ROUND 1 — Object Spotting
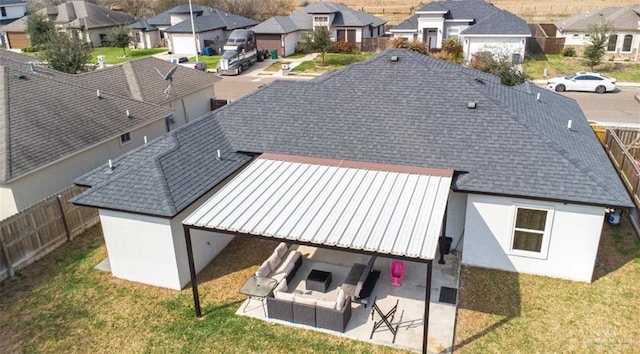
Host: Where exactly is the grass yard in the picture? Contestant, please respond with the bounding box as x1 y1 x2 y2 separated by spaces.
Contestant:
188 55 220 69
90 47 167 65
454 216 640 352
524 54 640 82
291 52 375 73
0 225 403 353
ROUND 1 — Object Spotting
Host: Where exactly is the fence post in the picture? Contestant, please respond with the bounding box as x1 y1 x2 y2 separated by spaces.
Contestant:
0 231 15 278
56 195 72 242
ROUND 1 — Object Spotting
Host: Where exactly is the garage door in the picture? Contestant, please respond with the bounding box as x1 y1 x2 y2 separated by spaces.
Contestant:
7 32 28 49
170 34 197 55
256 34 283 57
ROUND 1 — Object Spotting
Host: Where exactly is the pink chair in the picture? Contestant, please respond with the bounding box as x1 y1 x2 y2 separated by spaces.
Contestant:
390 261 405 287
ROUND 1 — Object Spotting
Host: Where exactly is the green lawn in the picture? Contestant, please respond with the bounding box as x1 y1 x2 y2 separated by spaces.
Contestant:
292 52 376 73
0 225 403 353
454 216 640 352
187 55 220 69
90 47 167 65
524 54 640 82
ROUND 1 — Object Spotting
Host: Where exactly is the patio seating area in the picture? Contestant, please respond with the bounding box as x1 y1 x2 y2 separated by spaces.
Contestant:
237 245 461 353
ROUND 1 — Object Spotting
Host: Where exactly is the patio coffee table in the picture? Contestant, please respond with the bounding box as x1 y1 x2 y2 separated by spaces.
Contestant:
239 275 278 316
306 269 332 292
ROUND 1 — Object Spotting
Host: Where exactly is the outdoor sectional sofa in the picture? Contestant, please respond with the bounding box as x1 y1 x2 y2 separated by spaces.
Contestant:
266 280 352 332
255 242 302 284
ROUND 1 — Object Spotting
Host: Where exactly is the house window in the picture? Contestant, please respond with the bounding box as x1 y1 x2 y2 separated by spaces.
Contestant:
447 28 459 40
510 206 554 258
606 34 618 52
622 35 632 52
119 132 132 146
336 29 356 43
1 7 6 17
313 16 329 27
572 33 580 38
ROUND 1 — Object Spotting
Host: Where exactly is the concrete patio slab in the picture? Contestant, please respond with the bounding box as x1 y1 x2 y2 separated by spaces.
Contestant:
236 246 460 353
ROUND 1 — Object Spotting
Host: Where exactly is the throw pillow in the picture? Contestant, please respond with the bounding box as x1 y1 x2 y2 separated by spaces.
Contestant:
316 299 336 309
336 288 345 311
294 295 317 306
275 279 287 293
255 260 271 277
267 252 281 270
275 242 288 258
275 290 294 301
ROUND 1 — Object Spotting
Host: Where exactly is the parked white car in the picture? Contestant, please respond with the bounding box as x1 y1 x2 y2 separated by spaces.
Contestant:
547 72 616 94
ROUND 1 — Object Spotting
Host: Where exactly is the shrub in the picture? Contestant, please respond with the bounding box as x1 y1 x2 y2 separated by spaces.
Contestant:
21 46 41 53
561 47 576 57
441 37 463 62
388 37 429 55
332 41 357 53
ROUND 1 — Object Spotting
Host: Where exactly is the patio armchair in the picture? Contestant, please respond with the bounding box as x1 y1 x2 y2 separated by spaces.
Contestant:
266 288 294 322
316 296 352 332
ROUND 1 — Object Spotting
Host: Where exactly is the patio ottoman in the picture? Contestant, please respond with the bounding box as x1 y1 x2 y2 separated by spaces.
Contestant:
306 269 332 292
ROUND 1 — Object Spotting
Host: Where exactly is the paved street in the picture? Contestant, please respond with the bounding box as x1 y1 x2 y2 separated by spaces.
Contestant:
214 61 639 127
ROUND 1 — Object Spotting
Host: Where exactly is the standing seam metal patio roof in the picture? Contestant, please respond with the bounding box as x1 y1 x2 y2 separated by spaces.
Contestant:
183 154 453 260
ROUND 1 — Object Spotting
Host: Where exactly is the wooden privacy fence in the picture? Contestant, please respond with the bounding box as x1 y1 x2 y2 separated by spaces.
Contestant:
0 185 99 281
598 126 640 208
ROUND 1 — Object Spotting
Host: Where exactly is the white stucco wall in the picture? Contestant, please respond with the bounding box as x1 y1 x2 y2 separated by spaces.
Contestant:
283 32 299 56
168 86 214 126
417 16 445 46
0 185 17 219
0 119 168 220
463 36 527 62
0 4 26 20
445 191 467 251
97 174 239 290
131 30 160 49
85 28 113 47
462 194 605 282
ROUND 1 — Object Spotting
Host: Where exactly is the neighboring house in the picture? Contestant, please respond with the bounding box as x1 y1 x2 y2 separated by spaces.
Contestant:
0 0 26 48
1 0 136 50
71 49 632 291
556 4 640 61
68 56 221 128
390 0 531 62
130 5 257 55
253 2 386 57
0 52 174 219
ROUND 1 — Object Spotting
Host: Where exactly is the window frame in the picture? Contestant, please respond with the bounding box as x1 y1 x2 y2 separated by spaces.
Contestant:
622 34 632 52
508 204 555 259
606 34 618 52
119 132 132 146
1 7 6 17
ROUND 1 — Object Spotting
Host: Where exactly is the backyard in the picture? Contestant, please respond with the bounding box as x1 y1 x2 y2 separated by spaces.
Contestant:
1 212 639 352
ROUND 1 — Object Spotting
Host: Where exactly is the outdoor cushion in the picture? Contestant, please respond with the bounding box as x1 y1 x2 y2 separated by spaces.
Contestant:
316 299 336 309
275 278 287 293
275 290 294 301
273 250 300 274
294 295 317 306
267 252 281 271
255 260 271 277
271 271 287 284
336 288 345 311
275 242 289 258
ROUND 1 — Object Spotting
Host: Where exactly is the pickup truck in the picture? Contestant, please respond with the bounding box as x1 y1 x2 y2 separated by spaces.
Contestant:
165 57 207 71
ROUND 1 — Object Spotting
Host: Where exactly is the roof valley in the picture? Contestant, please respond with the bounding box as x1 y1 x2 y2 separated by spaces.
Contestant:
122 62 144 101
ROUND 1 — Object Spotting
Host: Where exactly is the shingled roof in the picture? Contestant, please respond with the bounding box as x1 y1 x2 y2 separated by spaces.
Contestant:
68 56 220 105
0 54 173 183
2 0 136 31
393 0 530 36
164 8 257 33
556 5 640 32
254 1 385 34
72 49 633 217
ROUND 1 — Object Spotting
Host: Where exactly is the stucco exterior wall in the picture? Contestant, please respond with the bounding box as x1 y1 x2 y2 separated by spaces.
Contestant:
168 86 214 126
283 32 299 56
463 36 527 62
445 191 467 251
131 30 160 49
0 4 26 20
0 119 168 220
462 194 605 282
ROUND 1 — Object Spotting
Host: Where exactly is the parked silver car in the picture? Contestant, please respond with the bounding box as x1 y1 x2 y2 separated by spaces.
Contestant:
547 72 616 94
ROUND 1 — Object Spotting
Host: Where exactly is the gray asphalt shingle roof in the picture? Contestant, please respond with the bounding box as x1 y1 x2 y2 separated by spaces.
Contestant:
72 49 633 217
72 116 253 216
0 52 174 183
2 0 136 31
164 8 257 33
68 56 220 105
556 5 640 32
393 0 530 36
254 1 385 34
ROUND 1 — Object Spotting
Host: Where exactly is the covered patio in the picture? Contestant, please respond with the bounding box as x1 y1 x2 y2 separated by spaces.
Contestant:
182 154 458 353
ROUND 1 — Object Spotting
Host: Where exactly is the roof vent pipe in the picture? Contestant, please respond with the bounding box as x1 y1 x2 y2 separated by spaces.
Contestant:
107 159 114 173
28 61 35 73
126 110 131 118
217 149 221 160
536 92 541 101
97 89 101 98
144 136 148 144
567 120 573 130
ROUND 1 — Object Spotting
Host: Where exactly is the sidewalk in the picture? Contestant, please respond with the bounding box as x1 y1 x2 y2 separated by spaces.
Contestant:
258 52 321 78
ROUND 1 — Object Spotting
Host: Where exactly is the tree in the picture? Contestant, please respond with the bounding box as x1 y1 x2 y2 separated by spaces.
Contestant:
105 26 133 57
471 52 526 86
40 31 93 74
387 37 429 55
201 0 295 22
25 13 54 49
583 21 613 70
303 26 331 64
